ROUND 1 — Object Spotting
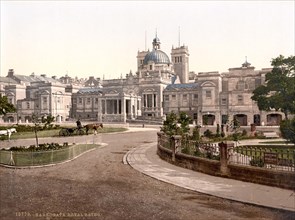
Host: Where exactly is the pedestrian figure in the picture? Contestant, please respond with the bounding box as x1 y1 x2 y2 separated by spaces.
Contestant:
76 119 82 130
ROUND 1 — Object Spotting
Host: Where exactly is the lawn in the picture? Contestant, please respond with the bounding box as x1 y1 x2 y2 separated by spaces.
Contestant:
1 127 128 140
0 144 99 166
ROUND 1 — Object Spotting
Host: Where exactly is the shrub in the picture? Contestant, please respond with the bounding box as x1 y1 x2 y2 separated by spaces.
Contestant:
280 119 295 145
250 157 264 167
204 129 213 138
242 129 247 136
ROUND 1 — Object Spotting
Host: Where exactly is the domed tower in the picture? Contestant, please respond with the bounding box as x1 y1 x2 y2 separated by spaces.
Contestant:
142 36 171 70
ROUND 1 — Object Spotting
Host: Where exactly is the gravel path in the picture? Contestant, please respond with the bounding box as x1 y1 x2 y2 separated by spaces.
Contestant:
0 130 293 220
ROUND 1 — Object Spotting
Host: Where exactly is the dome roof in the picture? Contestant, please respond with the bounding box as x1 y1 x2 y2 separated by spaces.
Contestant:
143 49 170 65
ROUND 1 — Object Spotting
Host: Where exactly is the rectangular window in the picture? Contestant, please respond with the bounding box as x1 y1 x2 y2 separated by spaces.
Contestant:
194 94 198 99
154 94 156 107
147 94 152 108
206 90 211 98
193 113 198 120
164 95 169 101
95 98 98 104
221 98 227 105
180 56 182 63
102 100 105 114
119 100 122 114
43 97 47 103
79 98 82 104
172 95 176 101
222 115 228 124
149 65 152 70
114 100 117 114
183 94 187 100
87 98 91 105
238 95 243 104
26 102 30 109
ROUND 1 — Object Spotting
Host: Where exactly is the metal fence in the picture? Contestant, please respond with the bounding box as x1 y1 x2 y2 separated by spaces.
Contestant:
0 134 103 167
158 134 220 160
158 133 294 172
228 146 295 172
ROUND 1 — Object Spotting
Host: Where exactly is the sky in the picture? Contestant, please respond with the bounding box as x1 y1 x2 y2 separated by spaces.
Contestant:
0 1 294 80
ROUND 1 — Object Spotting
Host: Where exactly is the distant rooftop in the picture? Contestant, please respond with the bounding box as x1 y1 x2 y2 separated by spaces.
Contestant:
165 83 198 90
77 87 103 94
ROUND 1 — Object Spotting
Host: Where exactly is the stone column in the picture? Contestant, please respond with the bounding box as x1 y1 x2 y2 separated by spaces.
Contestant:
171 135 182 162
218 142 234 176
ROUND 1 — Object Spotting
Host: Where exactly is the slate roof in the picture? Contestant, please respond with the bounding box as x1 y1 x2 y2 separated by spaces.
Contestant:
0 77 18 84
165 83 198 91
77 87 103 94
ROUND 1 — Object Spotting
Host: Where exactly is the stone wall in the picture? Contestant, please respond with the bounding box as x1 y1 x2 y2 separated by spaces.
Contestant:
157 142 295 190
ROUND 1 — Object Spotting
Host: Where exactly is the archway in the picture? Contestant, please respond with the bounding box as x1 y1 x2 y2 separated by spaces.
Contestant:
202 114 215 125
234 114 247 126
253 114 261 126
267 114 282 125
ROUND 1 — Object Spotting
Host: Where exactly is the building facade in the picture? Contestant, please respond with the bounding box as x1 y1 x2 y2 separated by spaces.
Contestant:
1 36 285 126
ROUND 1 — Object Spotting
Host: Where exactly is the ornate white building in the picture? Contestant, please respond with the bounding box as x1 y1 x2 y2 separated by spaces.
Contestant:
72 36 284 125
2 35 285 126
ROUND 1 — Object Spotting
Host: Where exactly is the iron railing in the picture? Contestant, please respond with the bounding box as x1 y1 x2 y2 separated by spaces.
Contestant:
228 146 295 172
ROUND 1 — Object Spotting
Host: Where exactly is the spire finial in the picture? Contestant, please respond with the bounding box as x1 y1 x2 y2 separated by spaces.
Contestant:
178 26 180 47
145 30 147 51
155 28 157 38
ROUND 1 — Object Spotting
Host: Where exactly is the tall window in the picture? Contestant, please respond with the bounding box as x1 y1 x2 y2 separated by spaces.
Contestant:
164 95 169 102
79 98 82 104
183 94 187 100
102 100 105 114
205 90 211 98
221 98 227 105
26 102 30 109
86 98 91 105
237 95 243 104
147 94 152 108
172 95 176 101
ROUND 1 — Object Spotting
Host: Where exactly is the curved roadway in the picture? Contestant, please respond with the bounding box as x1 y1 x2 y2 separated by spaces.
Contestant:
0 128 292 219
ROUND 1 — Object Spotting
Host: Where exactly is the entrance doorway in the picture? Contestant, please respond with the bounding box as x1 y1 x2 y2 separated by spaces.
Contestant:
234 114 247 126
267 114 282 125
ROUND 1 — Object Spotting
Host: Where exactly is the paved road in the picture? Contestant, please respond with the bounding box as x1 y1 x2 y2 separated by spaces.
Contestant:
0 129 293 219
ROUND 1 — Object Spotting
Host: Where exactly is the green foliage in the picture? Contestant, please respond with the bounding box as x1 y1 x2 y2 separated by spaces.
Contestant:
191 125 201 141
161 112 178 137
251 55 295 119
203 129 213 138
250 157 264 167
0 95 16 115
41 115 55 130
230 117 241 143
242 129 247 136
178 111 191 137
280 118 295 144
3 143 65 152
216 124 221 137
161 112 191 137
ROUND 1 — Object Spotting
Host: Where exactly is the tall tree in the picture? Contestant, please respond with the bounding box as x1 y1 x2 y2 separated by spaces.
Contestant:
0 94 16 115
251 55 295 119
